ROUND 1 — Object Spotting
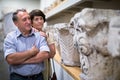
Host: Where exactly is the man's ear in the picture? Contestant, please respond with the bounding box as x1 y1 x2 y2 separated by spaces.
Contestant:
14 21 18 26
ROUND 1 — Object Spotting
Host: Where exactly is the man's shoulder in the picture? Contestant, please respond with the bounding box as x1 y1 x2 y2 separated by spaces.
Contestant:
7 30 16 35
34 32 45 38
6 31 17 39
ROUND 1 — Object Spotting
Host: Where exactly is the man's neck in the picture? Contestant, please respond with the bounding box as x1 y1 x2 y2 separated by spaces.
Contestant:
22 29 32 37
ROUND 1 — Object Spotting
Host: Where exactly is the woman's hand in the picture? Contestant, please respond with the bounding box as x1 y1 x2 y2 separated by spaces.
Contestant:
40 31 47 38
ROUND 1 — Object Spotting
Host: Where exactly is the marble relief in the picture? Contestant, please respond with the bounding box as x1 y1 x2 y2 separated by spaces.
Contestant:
53 23 80 66
69 8 120 80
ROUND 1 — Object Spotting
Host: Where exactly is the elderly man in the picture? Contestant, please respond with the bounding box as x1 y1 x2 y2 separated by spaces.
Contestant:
4 9 50 80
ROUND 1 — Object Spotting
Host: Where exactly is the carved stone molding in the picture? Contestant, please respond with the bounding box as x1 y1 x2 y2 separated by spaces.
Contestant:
46 23 80 66
70 8 120 80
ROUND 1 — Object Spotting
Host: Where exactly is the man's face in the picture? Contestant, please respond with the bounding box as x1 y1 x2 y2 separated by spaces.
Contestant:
15 11 31 33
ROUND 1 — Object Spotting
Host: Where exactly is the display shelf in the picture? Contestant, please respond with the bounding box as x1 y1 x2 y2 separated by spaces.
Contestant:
46 0 120 22
54 48 81 80
46 0 85 19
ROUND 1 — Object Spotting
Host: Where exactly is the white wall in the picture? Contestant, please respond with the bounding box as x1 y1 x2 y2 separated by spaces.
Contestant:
0 0 40 15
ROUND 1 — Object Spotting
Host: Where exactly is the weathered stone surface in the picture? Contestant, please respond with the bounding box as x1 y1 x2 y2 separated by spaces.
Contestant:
107 17 120 57
69 8 120 80
52 23 80 66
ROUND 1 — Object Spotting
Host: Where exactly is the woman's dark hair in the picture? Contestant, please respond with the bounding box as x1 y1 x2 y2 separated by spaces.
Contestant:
29 9 46 22
12 9 27 22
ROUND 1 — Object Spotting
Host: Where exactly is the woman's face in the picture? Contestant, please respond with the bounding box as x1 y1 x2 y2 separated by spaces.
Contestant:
32 16 44 31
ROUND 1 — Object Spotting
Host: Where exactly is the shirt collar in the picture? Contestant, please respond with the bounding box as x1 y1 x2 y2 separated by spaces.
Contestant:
16 28 35 37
